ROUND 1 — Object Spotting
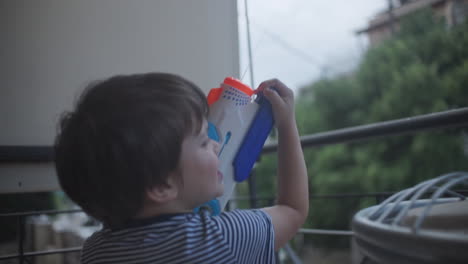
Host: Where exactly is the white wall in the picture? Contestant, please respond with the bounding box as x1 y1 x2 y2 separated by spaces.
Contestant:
0 0 239 193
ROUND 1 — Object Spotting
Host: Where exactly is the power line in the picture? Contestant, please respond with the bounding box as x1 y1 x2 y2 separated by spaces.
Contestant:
250 22 322 69
241 0 256 86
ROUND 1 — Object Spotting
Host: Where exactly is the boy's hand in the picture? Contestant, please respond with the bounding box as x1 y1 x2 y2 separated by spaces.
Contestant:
256 79 295 129
257 79 308 251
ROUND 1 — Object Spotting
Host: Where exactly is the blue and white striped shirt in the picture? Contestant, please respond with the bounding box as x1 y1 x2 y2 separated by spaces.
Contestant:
81 209 276 263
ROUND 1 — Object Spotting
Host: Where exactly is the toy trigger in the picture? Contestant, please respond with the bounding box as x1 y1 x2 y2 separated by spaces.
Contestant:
194 199 221 216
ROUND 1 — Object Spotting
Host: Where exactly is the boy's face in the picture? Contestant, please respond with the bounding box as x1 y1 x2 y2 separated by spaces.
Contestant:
176 120 223 209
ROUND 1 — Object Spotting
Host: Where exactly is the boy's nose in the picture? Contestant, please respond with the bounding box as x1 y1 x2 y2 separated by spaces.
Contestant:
213 140 220 155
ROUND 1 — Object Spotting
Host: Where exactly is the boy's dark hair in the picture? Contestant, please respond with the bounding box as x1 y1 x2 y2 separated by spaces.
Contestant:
54 73 208 229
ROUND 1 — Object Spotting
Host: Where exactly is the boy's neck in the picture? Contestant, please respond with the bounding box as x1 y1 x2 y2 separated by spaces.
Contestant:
135 201 192 219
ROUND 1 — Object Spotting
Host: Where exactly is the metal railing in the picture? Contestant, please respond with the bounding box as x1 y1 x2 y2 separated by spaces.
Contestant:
0 192 392 262
1 107 468 263
0 209 83 262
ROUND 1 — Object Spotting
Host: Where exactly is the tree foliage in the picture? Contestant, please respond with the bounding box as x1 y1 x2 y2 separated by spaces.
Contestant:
250 9 468 247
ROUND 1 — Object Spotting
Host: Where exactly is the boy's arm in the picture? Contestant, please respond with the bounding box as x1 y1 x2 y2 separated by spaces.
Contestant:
257 79 309 251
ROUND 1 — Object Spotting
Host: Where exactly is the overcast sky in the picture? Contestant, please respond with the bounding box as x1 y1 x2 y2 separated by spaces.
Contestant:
237 0 388 92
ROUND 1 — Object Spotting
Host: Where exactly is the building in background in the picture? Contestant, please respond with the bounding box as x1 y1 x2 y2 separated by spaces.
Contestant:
357 0 468 46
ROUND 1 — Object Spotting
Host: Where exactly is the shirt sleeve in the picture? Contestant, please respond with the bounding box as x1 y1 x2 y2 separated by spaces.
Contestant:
213 209 276 263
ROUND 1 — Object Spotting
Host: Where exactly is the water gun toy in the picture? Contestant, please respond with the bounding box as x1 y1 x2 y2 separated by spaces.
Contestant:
194 77 274 215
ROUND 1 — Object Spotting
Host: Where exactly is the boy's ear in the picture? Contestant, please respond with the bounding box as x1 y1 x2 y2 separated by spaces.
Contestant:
146 176 179 204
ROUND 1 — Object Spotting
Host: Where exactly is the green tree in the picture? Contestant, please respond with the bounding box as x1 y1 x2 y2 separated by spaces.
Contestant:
251 9 468 247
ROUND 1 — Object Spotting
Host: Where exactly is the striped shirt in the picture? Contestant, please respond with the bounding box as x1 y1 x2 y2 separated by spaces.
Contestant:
81 209 276 263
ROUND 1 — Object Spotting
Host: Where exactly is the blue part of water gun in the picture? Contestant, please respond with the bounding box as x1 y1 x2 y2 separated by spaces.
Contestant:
207 122 220 142
233 93 274 182
193 199 221 216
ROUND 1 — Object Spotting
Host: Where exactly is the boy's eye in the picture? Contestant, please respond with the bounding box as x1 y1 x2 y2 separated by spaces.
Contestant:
201 138 210 147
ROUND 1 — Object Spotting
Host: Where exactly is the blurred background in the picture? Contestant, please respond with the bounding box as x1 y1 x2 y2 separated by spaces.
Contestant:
238 0 386 91
239 0 468 262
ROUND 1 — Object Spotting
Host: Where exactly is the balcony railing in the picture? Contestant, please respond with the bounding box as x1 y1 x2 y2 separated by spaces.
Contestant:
1 107 468 263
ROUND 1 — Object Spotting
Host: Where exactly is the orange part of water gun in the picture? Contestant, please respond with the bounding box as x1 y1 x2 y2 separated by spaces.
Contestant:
207 77 253 106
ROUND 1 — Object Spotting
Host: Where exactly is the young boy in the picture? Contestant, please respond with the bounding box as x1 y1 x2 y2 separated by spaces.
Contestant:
54 73 308 263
